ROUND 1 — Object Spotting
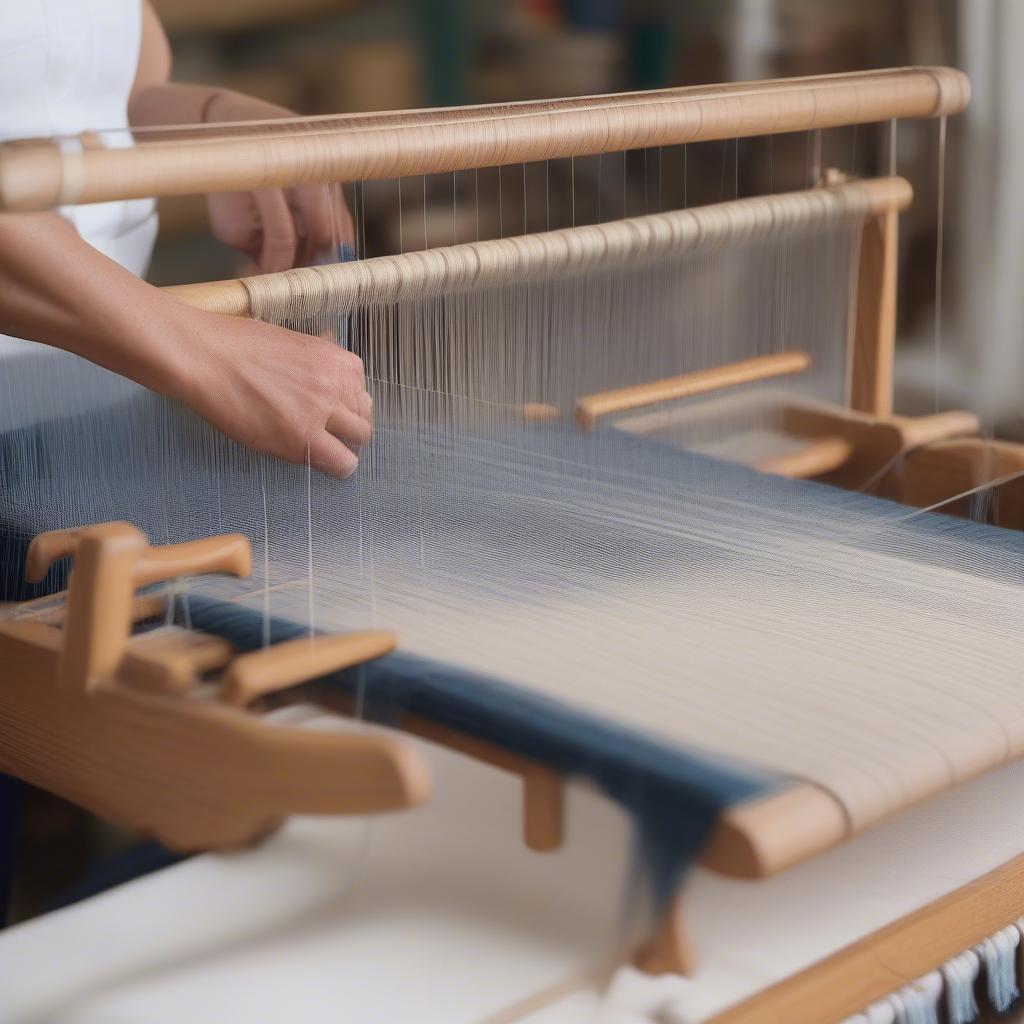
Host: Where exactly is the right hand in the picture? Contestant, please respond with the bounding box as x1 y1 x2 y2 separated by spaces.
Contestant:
168 308 372 478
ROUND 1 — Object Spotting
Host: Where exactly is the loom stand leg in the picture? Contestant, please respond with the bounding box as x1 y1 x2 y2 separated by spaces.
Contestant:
523 765 565 852
850 208 899 416
633 896 698 976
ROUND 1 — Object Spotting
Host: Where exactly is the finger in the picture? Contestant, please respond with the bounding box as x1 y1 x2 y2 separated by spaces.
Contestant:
326 403 373 447
253 188 298 273
332 183 356 247
307 430 359 479
290 185 333 265
356 389 373 425
290 183 354 265
206 192 261 255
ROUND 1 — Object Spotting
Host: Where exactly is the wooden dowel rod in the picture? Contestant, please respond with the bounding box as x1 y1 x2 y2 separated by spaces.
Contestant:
708 849 1024 1024
164 178 913 320
754 437 854 479
889 410 980 450
0 68 966 210
575 352 812 430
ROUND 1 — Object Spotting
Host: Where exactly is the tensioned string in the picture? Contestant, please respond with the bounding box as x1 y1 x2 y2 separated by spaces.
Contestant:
0 136 1014 861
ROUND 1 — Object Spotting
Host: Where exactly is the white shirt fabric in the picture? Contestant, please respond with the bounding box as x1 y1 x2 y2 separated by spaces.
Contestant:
0 0 156 415
0 1 157 282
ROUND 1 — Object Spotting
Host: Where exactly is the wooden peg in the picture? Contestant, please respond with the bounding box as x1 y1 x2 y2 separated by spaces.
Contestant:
522 764 565 852
521 403 561 422
221 631 397 707
575 352 811 430
889 410 980 450
633 897 699 976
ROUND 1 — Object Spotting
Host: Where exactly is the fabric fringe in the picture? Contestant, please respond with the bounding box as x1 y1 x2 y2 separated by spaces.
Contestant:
839 921 1024 1024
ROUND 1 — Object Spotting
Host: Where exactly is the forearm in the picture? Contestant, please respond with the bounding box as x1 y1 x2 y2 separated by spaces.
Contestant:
0 212 371 478
128 81 222 128
0 211 190 397
128 83 279 129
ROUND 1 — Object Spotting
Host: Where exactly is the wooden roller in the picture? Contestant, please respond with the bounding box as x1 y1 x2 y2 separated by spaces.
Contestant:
0 68 966 211
163 179 914 319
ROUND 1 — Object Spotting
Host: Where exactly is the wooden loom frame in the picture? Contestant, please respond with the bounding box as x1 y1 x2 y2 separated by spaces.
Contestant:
3 64 1023 1019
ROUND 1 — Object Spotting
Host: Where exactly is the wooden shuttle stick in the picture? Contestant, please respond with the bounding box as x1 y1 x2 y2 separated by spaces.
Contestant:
575 352 812 429
0 68 966 210
164 178 913 319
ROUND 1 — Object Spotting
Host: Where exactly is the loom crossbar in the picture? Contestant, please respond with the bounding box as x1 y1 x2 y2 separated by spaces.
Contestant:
0 68 966 211
163 178 913 318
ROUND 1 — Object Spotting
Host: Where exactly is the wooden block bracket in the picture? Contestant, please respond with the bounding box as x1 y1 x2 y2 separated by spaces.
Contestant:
0 523 430 852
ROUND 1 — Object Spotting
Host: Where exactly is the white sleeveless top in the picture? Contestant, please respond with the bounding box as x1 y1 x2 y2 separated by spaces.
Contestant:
0 0 157 274
0 0 157 415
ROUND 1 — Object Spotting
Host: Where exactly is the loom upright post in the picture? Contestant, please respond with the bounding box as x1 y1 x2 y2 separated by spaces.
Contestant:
849 208 899 416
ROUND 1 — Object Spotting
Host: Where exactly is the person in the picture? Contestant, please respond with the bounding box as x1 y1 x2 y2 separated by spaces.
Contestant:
0 1 372 479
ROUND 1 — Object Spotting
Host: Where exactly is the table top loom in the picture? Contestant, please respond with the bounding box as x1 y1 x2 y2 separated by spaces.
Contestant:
2 66 1024 1023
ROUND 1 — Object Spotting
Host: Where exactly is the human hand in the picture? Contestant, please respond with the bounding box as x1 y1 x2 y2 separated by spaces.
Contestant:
202 91 355 273
170 307 371 478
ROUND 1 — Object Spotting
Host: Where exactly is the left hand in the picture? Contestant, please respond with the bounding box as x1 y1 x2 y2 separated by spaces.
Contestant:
203 91 356 273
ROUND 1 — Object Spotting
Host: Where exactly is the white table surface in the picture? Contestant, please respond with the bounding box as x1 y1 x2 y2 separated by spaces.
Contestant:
5 711 1024 1024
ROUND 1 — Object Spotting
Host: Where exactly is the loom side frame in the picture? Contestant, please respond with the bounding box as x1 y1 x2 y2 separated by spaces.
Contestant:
705 849 1024 1024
